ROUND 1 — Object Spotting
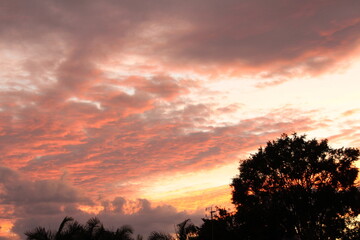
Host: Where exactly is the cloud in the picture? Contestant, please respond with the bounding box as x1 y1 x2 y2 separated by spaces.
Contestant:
328 127 360 148
0 167 85 239
150 0 360 77
0 167 202 239
0 167 89 212
255 78 289 88
1 0 359 84
1 87 320 197
342 108 360 117
1 1 359 239
97 198 203 237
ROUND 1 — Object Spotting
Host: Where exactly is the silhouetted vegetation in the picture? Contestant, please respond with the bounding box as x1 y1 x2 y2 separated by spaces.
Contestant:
147 231 173 240
232 133 360 239
25 218 195 240
196 207 238 240
25 133 360 240
175 219 198 240
25 217 135 240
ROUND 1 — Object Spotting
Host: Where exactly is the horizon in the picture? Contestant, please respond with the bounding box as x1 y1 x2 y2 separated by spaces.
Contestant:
1 1 360 239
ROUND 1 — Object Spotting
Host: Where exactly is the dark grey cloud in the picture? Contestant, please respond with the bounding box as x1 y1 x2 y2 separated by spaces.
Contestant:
0 167 89 208
160 0 360 76
1 0 359 79
0 167 202 239
97 199 203 237
4 183 199 238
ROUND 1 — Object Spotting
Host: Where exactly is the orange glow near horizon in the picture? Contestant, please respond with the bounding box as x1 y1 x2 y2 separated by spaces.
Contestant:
0 220 17 240
151 185 233 212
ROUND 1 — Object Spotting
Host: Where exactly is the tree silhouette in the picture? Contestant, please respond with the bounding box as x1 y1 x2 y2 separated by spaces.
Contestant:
231 133 360 239
84 217 105 240
175 219 198 240
25 227 53 240
25 216 135 240
56 216 85 240
195 207 238 240
25 216 198 240
113 225 134 240
25 216 84 240
136 235 144 240
147 231 174 240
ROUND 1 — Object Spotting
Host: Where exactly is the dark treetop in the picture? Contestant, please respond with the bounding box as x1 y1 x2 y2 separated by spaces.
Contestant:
231 133 360 240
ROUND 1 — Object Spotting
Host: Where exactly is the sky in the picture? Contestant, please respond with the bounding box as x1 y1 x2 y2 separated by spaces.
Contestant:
1 0 360 239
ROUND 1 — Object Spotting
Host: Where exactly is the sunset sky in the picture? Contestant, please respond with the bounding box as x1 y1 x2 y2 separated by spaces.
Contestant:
1 0 360 239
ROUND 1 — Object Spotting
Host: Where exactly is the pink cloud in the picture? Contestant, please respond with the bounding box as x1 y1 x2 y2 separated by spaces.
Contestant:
1 1 359 239
4 102 318 198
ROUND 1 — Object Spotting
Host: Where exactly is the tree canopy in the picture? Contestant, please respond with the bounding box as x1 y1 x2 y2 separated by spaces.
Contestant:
231 133 360 239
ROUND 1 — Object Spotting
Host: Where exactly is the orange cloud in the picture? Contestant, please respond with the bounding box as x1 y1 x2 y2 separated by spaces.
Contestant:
1 1 360 238
342 108 360 117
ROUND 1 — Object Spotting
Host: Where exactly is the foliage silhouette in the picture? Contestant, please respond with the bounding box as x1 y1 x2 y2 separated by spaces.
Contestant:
25 216 136 240
136 235 144 240
175 219 198 240
147 231 174 240
195 207 238 240
231 133 360 239
25 226 53 240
